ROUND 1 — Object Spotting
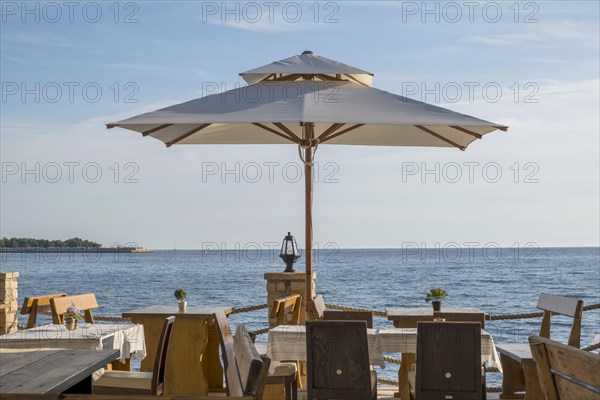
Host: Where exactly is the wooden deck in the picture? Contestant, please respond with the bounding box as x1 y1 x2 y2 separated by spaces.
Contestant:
378 386 500 399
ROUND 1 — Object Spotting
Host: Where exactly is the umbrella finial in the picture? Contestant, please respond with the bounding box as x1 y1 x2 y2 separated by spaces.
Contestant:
302 50 314 55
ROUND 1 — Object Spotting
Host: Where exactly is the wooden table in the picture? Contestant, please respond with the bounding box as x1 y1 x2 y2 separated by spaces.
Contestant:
267 325 385 369
0 322 146 372
122 305 231 396
386 307 487 400
497 344 544 400
0 347 119 394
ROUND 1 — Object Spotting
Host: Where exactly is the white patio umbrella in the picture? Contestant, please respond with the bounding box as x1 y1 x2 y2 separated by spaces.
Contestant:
108 51 508 310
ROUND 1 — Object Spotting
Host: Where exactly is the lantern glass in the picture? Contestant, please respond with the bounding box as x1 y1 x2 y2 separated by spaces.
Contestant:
279 232 301 272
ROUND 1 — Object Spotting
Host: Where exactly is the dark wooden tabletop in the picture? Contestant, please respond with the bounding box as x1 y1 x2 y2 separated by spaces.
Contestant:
0 347 119 394
122 305 232 319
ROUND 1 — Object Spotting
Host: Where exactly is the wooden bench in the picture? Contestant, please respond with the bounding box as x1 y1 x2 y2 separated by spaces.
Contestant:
223 324 270 399
497 293 584 399
50 294 98 324
529 336 600 399
20 293 66 328
270 294 302 326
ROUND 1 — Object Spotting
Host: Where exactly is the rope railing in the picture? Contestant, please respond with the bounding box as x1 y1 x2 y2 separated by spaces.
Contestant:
249 327 270 336
376 377 398 386
383 355 401 365
582 342 600 352
323 302 600 322
489 303 600 321
325 302 387 317
230 303 268 314
14 302 600 356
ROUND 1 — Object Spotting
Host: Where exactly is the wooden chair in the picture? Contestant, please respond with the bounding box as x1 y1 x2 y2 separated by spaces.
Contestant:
213 311 235 394
270 294 302 326
496 293 584 397
307 294 326 320
306 320 377 400
409 322 483 400
529 336 600 399
323 310 373 329
50 293 99 324
20 293 66 328
93 316 175 395
225 324 271 399
214 312 298 400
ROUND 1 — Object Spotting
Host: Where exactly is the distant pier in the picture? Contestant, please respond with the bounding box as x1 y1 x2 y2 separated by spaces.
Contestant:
0 247 152 253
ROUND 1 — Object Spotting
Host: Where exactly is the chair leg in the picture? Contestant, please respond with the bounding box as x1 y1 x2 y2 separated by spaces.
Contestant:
291 376 298 400
284 376 291 400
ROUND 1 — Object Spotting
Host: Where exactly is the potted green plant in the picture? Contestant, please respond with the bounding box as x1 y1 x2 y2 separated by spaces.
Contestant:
64 304 84 330
425 288 447 312
174 288 187 311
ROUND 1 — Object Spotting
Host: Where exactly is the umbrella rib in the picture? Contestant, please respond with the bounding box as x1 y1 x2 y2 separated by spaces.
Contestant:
317 123 346 142
273 123 302 142
319 124 364 143
252 123 299 143
415 125 466 151
270 74 303 82
143 124 173 137
165 124 211 147
450 126 483 139
314 74 346 82
343 74 369 87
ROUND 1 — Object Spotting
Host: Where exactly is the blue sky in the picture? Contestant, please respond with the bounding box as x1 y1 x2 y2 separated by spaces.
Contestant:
1 1 599 249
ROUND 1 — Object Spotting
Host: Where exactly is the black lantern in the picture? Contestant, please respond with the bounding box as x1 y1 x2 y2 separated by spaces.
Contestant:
279 232 301 273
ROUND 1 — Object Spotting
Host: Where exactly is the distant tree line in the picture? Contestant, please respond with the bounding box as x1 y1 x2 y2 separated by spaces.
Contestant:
0 237 102 248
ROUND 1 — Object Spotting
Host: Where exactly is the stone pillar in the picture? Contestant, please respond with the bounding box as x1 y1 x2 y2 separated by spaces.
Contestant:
0 272 19 334
265 272 316 327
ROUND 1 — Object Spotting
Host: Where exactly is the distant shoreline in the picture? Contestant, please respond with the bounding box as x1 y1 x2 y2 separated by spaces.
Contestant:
0 247 147 253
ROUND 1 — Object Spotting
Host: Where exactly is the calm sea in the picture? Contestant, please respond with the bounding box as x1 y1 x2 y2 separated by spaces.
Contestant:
2 247 599 386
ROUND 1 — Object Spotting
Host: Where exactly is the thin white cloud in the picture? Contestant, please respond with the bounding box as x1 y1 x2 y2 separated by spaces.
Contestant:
95 62 207 76
1 32 79 48
465 32 537 46
465 20 599 46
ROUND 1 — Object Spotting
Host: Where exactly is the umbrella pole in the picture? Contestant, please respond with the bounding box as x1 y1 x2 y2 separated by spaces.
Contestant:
304 123 314 313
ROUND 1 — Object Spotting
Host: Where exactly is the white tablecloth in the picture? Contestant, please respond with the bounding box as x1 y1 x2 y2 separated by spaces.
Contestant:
378 327 502 371
0 322 146 363
267 325 502 372
267 325 385 368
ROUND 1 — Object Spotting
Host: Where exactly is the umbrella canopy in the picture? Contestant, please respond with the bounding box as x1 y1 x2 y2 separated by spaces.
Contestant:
240 50 374 86
108 51 508 310
108 80 505 150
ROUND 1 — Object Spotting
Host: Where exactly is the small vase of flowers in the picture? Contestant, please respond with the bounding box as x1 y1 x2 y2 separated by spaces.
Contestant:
425 288 447 312
174 288 187 311
64 305 84 330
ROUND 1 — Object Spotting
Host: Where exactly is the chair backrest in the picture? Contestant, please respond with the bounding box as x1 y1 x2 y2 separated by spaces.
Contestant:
415 322 482 400
20 293 66 328
537 293 584 348
529 336 600 400
151 316 176 395
50 293 98 324
323 310 373 329
226 324 269 399
269 294 302 326
437 312 486 329
306 320 372 400
213 311 235 395
308 294 326 320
